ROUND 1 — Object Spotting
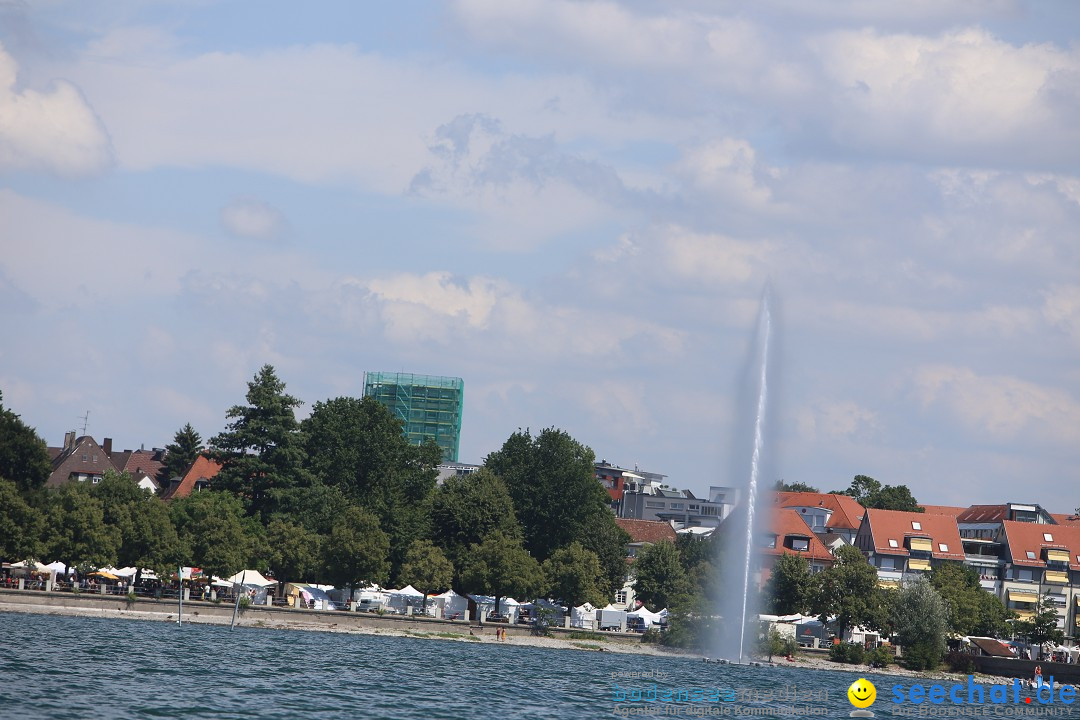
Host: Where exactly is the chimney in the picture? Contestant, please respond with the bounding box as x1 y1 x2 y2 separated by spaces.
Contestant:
103 438 113 457
64 431 76 451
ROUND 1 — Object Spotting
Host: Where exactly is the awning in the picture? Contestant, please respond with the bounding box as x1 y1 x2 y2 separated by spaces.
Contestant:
878 579 900 588
1045 571 1068 584
89 571 119 580
1015 612 1035 621
909 538 933 552
1008 590 1039 603
907 559 931 571
1045 549 1070 563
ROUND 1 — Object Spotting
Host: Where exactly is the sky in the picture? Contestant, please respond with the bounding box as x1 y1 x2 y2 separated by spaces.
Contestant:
1 1 1078 512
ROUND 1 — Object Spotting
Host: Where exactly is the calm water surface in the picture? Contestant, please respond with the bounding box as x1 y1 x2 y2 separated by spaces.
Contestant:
0 612 961 718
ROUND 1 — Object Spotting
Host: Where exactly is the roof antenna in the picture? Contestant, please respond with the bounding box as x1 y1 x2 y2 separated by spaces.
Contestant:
78 410 90 436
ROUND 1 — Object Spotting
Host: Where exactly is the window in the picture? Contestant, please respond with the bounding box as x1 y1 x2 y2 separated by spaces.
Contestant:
790 538 810 552
879 557 895 570
911 521 922 530
889 539 899 548
81 454 87 462
1016 568 1034 582
1044 533 1054 542
615 590 627 604
645 501 664 509
670 503 684 510
764 535 777 549
92 454 97 463
689 505 699 511
938 543 949 552
1026 551 1037 560
702 507 718 516
91 477 100 485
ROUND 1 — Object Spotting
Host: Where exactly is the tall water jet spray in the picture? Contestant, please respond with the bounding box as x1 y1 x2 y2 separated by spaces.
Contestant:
712 286 775 661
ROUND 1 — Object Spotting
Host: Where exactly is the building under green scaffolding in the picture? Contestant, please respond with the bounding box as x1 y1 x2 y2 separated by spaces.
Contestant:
362 372 464 462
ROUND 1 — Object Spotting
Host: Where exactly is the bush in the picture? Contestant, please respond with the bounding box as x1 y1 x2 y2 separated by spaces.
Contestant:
829 642 865 664
945 651 975 674
900 641 942 671
866 646 893 668
641 628 662 644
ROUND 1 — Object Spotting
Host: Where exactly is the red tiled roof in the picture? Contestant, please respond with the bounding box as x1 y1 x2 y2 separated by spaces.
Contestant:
919 504 967 517
956 505 1008 522
1001 520 1080 570
763 509 834 565
1050 513 1080 527
122 450 165 481
614 518 677 544
862 508 965 560
773 491 865 531
161 454 221 500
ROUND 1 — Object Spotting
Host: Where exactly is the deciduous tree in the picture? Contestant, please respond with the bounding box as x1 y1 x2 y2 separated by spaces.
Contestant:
892 576 948 670
45 483 120 573
632 540 688 611
0 390 52 494
323 505 390 590
810 544 885 640
0 478 42 562
430 468 522 569
460 531 542 616
765 553 813 615
170 491 254 579
542 541 607 609
398 539 454 612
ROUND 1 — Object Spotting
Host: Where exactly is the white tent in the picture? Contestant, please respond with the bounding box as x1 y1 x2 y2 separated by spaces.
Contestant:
223 570 277 587
114 567 139 578
391 585 423 597
571 602 597 629
431 589 469 619
386 585 425 613
628 606 664 629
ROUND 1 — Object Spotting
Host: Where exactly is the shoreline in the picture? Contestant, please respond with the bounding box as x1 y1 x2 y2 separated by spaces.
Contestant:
0 594 1049 686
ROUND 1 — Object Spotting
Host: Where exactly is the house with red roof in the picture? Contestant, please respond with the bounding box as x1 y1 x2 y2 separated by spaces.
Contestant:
612 517 678 609
760 509 835 585
853 508 965 588
773 491 866 544
997 521 1080 633
160 454 221 500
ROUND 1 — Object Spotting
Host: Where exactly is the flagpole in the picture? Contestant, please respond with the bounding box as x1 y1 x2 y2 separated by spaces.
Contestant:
177 566 183 626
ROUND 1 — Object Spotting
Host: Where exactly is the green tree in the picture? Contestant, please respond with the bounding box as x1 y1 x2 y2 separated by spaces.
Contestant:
302 396 441 576
891 575 948 670
632 540 688 611
765 553 813 615
45 483 121 572
1014 594 1065 648
484 428 625 590
542 541 607 608
460 531 542 616
161 423 203 482
930 563 1011 637
0 477 42 562
774 480 820 493
323 505 390 590
266 518 323 589
0 390 52 493
430 468 522 569
831 474 922 512
398 539 454 612
810 544 885 640
119 496 184 584
170 491 254 579
211 365 312 520
92 469 150 526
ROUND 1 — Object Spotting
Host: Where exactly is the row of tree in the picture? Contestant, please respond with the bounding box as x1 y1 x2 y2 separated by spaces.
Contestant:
765 547 1064 669
0 370 630 613
775 475 923 513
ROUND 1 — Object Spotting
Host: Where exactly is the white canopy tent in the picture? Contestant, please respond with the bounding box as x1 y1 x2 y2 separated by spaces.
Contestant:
223 570 277 587
385 585 424 613
430 589 469 619
571 602 596 629
627 606 664 629
468 594 521 622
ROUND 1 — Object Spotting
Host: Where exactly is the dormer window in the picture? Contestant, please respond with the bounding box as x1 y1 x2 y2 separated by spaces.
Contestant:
911 521 922 530
789 537 810 552
1044 533 1054 542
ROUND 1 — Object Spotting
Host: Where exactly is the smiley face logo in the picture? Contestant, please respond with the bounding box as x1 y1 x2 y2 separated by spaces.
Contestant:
847 678 876 708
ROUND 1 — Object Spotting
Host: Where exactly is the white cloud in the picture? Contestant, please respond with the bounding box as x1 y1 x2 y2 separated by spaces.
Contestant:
912 364 1080 445
0 43 113 176
220 198 289 241
811 28 1080 162
796 399 881 442
1043 284 1080 343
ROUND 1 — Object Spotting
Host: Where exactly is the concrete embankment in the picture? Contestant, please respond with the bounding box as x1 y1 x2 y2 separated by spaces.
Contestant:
0 588 660 652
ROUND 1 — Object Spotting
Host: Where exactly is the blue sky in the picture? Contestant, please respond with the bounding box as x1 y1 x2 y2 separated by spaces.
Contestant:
2 0 1078 511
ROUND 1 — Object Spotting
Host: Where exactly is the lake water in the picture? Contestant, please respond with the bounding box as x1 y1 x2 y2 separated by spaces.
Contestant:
0 612 1037 718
